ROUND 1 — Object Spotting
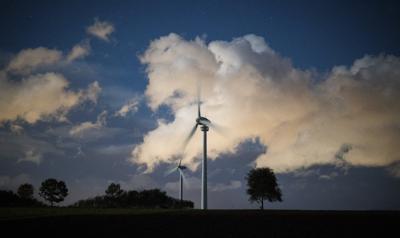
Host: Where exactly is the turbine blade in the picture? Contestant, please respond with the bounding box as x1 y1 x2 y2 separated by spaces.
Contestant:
207 121 228 135
164 165 178 177
183 123 198 149
197 80 201 117
198 99 201 118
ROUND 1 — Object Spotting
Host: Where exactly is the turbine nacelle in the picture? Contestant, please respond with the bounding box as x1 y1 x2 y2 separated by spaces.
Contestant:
178 165 187 170
196 116 211 127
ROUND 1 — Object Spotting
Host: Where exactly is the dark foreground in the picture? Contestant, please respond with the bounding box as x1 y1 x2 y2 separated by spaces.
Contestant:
1 208 399 237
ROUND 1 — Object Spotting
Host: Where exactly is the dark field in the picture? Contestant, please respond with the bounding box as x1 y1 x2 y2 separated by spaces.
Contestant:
1 208 399 237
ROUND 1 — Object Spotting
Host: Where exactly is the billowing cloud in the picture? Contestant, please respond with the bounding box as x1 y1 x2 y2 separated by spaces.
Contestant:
0 40 99 125
66 41 91 62
115 97 140 117
69 110 107 137
83 81 102 104
0 72 101 124
86 18 114 42
10 124 24 135
18 149 42 164
6 39 92 76
131 33 400 176
6 47 62 74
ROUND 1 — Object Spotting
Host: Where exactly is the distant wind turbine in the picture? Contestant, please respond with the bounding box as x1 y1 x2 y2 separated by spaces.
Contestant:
165 157 187 202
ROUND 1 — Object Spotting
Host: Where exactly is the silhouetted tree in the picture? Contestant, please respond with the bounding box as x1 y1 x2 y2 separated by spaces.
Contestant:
17 183 34 199
39 178 68 206
246 167 282 210
105 183 123 198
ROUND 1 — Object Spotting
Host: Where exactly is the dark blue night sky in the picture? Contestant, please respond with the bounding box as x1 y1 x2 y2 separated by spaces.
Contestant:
0 0 399 209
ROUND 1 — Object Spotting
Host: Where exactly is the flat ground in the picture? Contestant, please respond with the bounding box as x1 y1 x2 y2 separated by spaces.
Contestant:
1 208 398 237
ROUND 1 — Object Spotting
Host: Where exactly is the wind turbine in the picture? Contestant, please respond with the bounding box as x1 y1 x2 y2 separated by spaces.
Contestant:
165 158 187 202
183 90 215 210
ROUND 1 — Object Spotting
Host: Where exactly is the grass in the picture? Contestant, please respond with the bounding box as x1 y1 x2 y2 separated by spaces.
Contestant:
1 208 399 237
0 207 186 220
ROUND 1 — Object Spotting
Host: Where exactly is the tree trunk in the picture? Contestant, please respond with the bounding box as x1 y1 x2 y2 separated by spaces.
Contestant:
260 199 264 210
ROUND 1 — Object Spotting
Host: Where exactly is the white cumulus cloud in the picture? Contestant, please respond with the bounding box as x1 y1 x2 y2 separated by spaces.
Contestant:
131 33 400 176
66 41 91 62
0 72 101 124
86 18 115 42
83 81 102 104
6 43 92 76
18 149 42 164
69 110 107 137
115 97 140 117
6 47 63 74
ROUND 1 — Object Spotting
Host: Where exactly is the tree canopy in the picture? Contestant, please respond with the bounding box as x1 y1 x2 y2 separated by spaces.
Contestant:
17 183 34 199
246 167 282 209
39 178 68 206
105 183 123 198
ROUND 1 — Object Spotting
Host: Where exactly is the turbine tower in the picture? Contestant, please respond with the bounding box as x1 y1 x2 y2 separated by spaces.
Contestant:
184 94 213 210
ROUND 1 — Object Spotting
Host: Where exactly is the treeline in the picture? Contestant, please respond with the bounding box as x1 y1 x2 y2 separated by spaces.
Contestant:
72 183 193 209
0 184 45 207
0 180 193 209
0 178 68 207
